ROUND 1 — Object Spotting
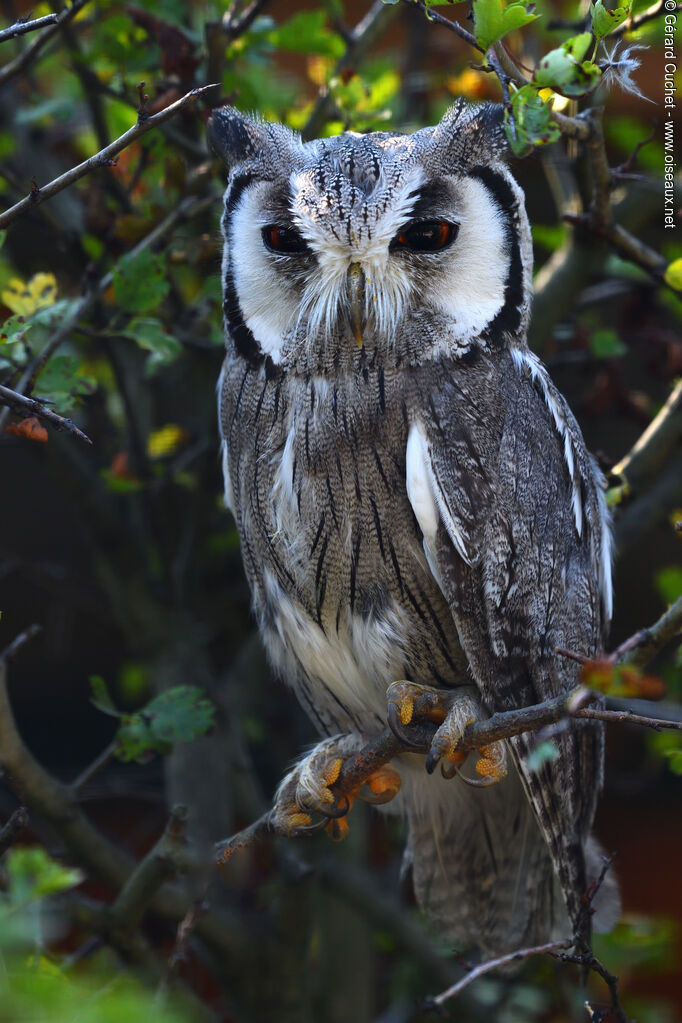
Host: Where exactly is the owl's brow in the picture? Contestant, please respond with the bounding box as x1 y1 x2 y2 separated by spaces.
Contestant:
405 178 454 222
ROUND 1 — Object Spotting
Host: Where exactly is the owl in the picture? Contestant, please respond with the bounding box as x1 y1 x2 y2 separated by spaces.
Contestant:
209 101 619 957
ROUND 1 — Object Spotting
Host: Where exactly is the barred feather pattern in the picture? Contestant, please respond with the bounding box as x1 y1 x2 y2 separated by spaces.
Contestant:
212 101 619 956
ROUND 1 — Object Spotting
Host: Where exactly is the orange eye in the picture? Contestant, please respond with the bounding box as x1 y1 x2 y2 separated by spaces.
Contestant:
262 225 310 254
392 220 458 252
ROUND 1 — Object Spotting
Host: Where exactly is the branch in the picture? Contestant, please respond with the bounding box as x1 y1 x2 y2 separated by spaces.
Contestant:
0 0 92 88
0 14 59 42
0 383 92 444
615 593 682 670
0 629 248 964
108 806 187 936
0 85 217 230
0 806 29 856
423 939 571 1012
611 379 682 496
222 0 271 40
302 0 399 141
0 192 213 434
215 682 680 863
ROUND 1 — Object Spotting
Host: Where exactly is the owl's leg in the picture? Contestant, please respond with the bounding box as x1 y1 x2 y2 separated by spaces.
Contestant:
387 682 507 785
270 734 402 841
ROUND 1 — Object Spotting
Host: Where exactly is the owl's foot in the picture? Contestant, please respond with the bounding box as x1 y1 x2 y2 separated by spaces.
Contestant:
270 735 401 842
387 681 507 786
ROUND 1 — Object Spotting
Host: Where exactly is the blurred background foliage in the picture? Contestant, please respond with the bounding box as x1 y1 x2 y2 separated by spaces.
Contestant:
0 0 681 1020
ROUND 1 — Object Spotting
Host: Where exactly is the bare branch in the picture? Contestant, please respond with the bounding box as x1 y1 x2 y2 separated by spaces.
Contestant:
0 0 92 88
0 14 59 42
0 383 92 444
0 85 217 230
303 0 399 141
71 741 117 792
0 623 42 664
0 806 29 856
0 631 248 964
616 593 682 670
216 682 679 863
222 0 272 40
424 940 571 1011
611 379 682 495
405 0 479 51
109 806 188 936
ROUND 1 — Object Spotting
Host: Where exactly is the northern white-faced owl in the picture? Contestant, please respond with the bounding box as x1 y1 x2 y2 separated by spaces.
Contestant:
209 101 619 957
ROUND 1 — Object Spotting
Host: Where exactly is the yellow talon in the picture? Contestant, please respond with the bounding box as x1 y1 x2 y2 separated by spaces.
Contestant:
286 810 313 832
321 757 343 791
475 745 508 782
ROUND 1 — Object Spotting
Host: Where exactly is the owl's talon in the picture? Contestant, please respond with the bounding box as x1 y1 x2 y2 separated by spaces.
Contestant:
386 681 507 786
270 735 401 842
387 700 424 749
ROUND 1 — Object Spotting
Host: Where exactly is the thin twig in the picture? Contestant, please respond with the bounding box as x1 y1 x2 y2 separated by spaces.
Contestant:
0 85 218 229
616 593 682 670
0 14 59 42
0 806 29 856
222 0 271 40
303 0 399 141
424 940 571 1011
71 741 117 792
611 379 682 495
108 806 188 936
0 624 42 664
0 0 92 88
0 382 92 444
0 192 213 433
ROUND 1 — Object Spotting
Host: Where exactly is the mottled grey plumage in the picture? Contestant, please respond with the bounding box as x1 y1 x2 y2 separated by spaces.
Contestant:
209 102 619 956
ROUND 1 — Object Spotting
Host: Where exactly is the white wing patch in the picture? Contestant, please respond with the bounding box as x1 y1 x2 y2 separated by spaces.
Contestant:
511 349 584 537
406 421 472 568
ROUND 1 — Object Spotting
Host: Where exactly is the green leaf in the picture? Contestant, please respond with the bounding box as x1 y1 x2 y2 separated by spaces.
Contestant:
112 249 169 315
6 847 83 905
590 0 631 42
590 328 627 359
145 686 216 745
35 355 97 412
473 0 537 53
89 675 121 718
525 740 560 772
655 565 682 605
266 10 344 58
122 317 181 374
424 0 467 8
504 84 560 156
114 686 215 763
534 33 602 96
0 298 80 349
664 257 682 291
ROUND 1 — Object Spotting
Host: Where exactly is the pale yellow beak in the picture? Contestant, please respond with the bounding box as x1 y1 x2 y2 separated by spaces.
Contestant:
347 262 366 349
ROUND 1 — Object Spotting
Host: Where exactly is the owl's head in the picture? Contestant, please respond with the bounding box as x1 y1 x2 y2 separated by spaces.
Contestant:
208 102 532 374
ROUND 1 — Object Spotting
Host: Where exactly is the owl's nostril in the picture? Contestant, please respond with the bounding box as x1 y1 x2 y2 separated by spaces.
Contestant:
347 262 366 349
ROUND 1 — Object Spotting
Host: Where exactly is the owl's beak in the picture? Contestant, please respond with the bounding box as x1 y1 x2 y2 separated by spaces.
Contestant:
347 262 366 348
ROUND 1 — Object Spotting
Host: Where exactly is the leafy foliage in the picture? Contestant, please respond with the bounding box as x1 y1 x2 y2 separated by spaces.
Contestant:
0 0 680 1020
90 678 215 762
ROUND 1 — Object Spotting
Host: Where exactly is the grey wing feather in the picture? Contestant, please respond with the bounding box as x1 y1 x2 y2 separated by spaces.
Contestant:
414 349 611 937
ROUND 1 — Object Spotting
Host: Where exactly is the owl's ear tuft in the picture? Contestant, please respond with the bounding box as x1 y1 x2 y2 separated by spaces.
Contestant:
207 106 300 171
431 101 509 168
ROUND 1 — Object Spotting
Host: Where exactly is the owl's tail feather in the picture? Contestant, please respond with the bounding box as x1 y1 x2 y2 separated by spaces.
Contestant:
400 761 568 960
400 763 620 961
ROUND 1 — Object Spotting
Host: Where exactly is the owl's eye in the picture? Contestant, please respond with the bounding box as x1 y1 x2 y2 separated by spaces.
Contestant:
392 220 458 252
262 224 311 255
